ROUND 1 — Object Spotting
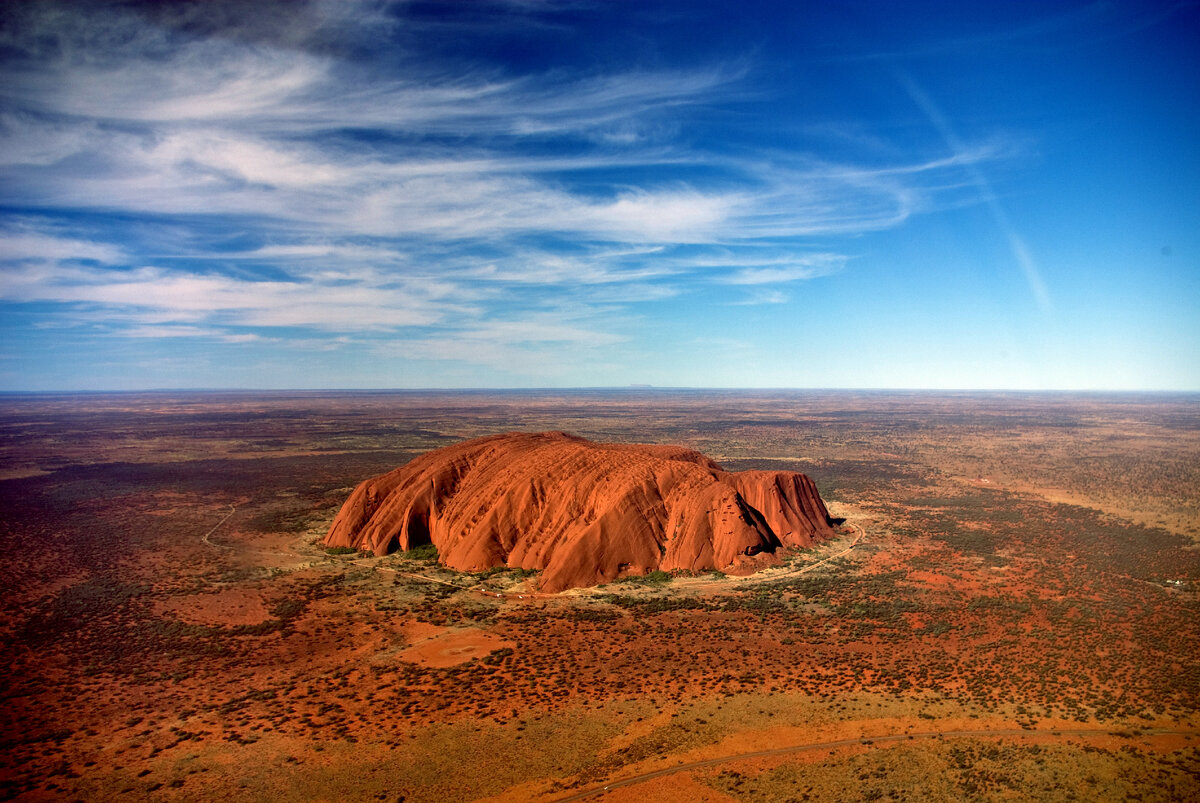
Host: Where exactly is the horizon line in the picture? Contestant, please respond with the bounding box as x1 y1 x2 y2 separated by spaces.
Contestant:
1 386 1197 396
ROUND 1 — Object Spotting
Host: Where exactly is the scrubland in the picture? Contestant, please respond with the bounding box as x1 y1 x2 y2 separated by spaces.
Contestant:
1 390 1197 800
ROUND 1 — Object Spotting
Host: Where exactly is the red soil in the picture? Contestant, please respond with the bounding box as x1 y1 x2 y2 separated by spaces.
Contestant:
326 432 837 591
399 624 515 668
152 588 270 627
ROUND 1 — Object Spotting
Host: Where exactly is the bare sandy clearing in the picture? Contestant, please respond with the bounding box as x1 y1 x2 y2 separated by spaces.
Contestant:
153 588 271 627
400 624 515 668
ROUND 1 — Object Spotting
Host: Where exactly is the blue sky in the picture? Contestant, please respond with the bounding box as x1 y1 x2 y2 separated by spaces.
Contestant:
1 0 1197 391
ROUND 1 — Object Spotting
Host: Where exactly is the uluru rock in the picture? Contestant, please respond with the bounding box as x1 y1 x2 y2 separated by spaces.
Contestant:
325 432 838 592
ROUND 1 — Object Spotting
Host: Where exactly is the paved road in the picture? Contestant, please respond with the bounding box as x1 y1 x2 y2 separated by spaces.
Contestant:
551 726 1195 802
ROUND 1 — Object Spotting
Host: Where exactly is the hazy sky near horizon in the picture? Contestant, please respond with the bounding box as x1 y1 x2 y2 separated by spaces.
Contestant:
1 0 1197 391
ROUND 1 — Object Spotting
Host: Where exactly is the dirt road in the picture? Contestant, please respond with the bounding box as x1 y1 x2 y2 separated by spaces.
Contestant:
201 505 237 550
551 725 1196 802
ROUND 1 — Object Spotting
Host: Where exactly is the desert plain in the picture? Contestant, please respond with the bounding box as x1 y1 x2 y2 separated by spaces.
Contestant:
1 389 1198 801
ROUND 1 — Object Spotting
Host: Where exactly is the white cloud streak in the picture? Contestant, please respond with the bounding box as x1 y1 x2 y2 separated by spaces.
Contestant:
895 71 1052 312
0 0 1020 374
714 253 847 285
0 262 459 330
0 227 125 263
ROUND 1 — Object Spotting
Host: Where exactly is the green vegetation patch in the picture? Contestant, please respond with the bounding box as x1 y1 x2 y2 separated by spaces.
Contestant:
402 543 439 561
622 569 674 585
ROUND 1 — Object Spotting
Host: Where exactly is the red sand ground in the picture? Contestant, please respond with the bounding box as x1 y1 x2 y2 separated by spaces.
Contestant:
2 391 1197 801
399 624 516 669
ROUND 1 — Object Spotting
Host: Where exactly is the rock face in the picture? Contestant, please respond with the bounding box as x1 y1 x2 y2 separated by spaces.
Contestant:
325 432 838 592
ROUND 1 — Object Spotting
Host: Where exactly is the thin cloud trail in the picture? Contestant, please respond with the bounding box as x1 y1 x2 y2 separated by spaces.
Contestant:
894 70 1052 313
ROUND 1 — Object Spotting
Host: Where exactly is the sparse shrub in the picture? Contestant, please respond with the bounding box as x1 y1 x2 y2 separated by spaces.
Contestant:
271 599 306 621
626 569 672 585
403 543 439 561
324 546 357 556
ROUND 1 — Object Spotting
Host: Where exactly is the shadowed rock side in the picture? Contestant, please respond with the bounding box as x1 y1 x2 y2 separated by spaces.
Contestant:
325 432 838 592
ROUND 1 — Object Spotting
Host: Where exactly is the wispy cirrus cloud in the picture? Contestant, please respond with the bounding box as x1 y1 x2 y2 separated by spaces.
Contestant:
119 324 267 343
728 289 790 306
711 253 847 285
0 0 1023 385
0 226 126 263
894 71 1051 311
0 261 462 330
390 313 633 377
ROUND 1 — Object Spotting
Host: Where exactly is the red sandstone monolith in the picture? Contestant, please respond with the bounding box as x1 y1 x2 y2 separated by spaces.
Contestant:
325 431 837 592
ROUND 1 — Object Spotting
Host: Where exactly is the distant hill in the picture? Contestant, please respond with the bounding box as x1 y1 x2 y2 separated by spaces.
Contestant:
326 431 837 592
